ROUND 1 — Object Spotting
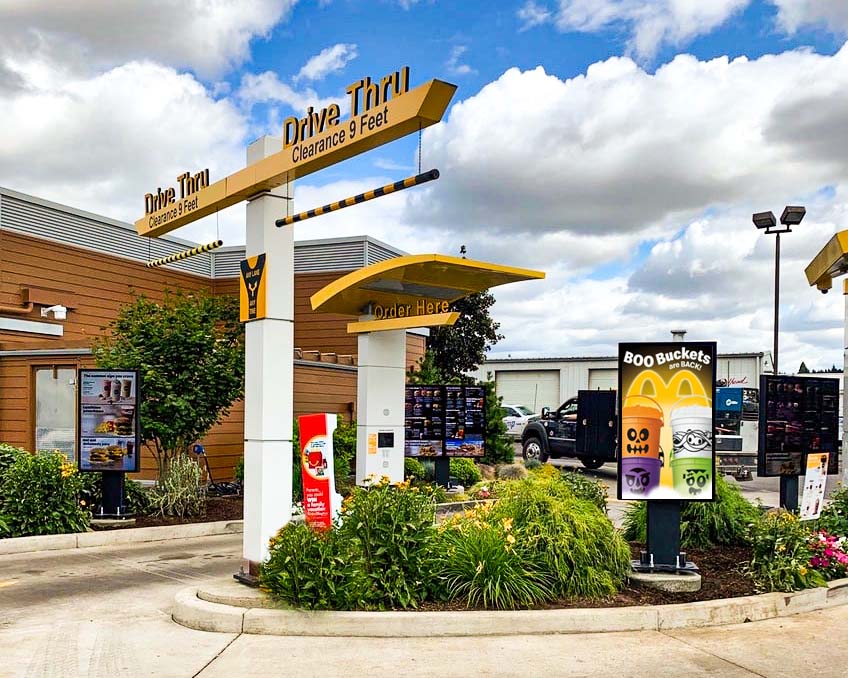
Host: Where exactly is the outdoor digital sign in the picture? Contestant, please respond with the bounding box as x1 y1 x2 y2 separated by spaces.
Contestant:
618 342 716 501
404 385 485 458
758 375 839 477
77 369 140 473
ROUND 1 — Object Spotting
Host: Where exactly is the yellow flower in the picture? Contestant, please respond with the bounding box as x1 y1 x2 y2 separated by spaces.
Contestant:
799 566 808 576
777 544 786 552
502 518 513 531
506 533 516 545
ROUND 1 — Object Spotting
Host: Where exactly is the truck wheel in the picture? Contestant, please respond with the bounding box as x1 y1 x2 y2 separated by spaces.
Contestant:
522 437 548 463
580 458 605 470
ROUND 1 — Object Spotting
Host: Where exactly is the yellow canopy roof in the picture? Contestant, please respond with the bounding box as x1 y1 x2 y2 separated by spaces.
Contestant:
804 230 848 292
310 254 545 316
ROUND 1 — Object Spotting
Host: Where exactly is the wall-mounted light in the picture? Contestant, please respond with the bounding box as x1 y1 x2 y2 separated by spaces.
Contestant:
41 305 67 321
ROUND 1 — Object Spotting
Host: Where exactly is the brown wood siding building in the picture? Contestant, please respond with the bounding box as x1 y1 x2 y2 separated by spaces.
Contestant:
0 187 426 480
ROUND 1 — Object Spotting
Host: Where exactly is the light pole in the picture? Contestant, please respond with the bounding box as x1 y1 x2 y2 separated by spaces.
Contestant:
752 205 806 509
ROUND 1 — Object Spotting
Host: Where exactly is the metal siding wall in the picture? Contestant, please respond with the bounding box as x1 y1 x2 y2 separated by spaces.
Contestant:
0 193 212 277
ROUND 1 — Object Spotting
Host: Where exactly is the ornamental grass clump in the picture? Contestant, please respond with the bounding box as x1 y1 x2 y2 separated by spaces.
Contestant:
432 504 553 609
489 476 630 598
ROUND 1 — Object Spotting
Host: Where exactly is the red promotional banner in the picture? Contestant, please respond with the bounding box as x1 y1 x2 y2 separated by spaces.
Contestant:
299 413 338 529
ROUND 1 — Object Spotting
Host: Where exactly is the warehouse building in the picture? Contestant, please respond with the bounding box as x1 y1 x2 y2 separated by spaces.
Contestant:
471 352 770 412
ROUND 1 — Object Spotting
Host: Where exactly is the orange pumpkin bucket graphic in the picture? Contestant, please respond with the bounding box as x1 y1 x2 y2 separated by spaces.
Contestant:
621 395 664 462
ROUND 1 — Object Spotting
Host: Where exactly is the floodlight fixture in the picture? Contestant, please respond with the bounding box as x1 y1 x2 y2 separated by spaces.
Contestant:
752 211 776 229
780 205 806 226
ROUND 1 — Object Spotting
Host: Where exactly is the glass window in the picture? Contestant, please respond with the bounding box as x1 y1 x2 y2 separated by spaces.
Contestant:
35 367 77 462
515 406 535 416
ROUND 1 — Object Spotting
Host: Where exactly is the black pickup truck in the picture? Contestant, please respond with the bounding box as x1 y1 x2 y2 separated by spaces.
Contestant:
521 391 617 470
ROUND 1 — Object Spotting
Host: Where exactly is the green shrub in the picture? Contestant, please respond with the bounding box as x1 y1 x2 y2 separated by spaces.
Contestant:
0 443 25 479
152 453 205 517
234 457 245 484
404 457 426 482
490 476 630 598
337 479 436 609
744 510 825 592
523 458 542 470
558 469 608 513
261 522 366 610
622 472 761 548
432 504 552 609
449 458 482 487
0 452 90 537
817 485 848 538
333 416 356 478
496 463 528 480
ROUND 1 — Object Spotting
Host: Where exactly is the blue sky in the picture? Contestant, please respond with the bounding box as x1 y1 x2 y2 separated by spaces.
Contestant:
2 0 848 371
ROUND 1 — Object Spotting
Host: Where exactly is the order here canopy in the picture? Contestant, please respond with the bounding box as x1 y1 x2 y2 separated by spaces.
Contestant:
310 253 545 333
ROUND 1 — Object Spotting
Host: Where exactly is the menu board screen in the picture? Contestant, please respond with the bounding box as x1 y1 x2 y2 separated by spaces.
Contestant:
404 386 444 457
446 385 484 457
758 375 839 477
405 385 486 457
78 369 140 473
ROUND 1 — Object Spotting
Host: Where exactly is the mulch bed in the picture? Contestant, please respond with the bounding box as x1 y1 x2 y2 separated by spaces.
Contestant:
95 495 244 529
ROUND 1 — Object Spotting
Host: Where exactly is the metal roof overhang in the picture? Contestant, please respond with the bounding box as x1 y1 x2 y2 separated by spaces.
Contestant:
805 231 848 292
310 254 545 320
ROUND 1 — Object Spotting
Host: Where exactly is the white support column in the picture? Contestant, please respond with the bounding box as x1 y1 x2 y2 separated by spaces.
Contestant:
843 281 848 485
243 135 294 569
356 326 406 485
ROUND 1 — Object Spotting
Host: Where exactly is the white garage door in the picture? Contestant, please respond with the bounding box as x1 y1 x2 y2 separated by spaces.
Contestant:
588 368 618 391
496 371 559 411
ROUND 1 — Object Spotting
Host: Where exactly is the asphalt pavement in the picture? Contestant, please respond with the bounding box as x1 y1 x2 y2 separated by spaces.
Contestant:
3 532 848 677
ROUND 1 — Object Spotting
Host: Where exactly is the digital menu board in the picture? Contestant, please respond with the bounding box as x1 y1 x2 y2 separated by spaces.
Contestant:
758 375 839 477
404 385 485 457
78 369 141 473
404 386 444 457
445 385 485 457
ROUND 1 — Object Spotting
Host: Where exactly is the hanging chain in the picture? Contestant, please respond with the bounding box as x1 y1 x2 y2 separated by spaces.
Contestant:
418 124 422 174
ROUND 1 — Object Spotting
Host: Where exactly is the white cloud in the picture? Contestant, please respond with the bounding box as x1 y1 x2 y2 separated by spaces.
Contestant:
294 43 359 82
445 46 476 76
0 0 297 79
771 0 848 36
517 1 553 31
0 58 247 241
407 45 848 369
525 0 749 60
237 71 344 113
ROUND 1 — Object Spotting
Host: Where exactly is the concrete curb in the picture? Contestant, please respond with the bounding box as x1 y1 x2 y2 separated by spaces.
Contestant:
0 520 244 555
171 576 848 637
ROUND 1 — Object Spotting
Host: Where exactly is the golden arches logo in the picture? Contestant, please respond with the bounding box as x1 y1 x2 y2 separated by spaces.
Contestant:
627 369 709 403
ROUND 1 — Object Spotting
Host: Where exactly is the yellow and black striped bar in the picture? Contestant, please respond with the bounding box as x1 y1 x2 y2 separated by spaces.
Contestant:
146 239 223 268
275 169 439 228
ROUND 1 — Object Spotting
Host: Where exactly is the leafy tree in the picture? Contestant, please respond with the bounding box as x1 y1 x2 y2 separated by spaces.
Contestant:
427 290 503 381
798 361 810 374
480 378 514 465
407 351 456 385
92 291 244 478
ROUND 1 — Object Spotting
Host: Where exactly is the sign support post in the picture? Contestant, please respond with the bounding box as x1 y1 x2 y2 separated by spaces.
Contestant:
239 136 294 579
355 321 406 485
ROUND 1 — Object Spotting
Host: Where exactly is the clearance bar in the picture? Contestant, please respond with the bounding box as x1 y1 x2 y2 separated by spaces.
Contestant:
135 79 457 238
146 239 223 268
275 169 439 228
